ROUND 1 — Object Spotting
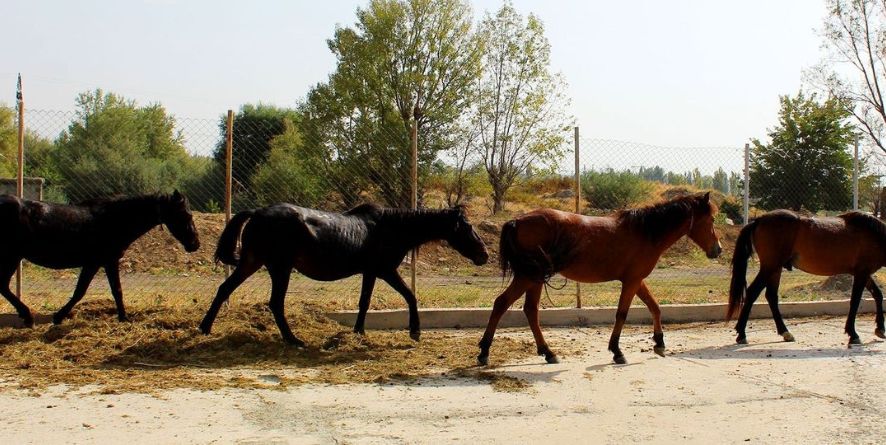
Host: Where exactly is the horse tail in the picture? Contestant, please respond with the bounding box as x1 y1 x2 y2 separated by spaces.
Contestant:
215 210 255 266
499 219 572 283
728 219 758 320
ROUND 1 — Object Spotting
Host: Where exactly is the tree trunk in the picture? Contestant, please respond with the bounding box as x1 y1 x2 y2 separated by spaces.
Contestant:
491 187 506 214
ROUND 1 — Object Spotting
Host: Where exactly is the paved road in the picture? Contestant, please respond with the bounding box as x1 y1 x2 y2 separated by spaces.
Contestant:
2 315 885 444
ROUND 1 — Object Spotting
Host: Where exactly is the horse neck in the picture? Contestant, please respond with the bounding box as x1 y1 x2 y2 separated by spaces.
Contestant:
379 209 452 249
654 218 692 253
95 197 164 243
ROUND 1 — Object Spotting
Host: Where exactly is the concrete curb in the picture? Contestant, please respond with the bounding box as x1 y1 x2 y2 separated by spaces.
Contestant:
326 299 877 330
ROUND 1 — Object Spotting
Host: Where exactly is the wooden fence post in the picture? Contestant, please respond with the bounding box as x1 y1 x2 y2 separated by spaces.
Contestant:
410 120 418 295
224 109 233 277
574 127 581 309
15 74 24 298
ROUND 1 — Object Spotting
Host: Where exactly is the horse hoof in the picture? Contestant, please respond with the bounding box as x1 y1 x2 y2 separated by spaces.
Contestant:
285 337 306 348
849 336 862 346
477 355 489 366
782 332 795 342
736 335 748 345
409 331 421 342
613 355 627 365
875 329 886 339
545 354 559 364
118 316 131 323
51 313 66 325
653 346 666 357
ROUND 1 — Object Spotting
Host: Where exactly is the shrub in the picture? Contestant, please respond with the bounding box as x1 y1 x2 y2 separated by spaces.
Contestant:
581 169 653 210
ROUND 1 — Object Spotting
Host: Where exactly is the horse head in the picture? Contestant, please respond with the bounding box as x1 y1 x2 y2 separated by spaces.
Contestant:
687 192 721 259
445 206 489 266
160 190 200 253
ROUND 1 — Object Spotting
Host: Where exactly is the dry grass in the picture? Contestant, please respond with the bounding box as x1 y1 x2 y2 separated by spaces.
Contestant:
0 299 539 395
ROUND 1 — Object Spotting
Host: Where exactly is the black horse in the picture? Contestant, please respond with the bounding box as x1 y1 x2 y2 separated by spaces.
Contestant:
0 191 200 326
199 203 489 345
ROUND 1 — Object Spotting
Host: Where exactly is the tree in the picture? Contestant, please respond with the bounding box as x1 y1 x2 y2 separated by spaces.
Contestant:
0 106 18 178
474 3 571 213
213 104 300 194
808 0 886 154
252 120 327 207
581 169 653 210
712 167 729 194
750 93 855 212
309 0 483 207
55 89 192 202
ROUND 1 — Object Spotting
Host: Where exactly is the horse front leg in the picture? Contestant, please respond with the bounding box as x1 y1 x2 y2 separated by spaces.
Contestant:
0 260 34 327
609 280 641 364
763 269 793 342
477 277 532 366
353 274 377 336
380 271 420 341
635 280 665 357
105 261 129 322
846 274 869 346
866 278 885 339
53 265 100 324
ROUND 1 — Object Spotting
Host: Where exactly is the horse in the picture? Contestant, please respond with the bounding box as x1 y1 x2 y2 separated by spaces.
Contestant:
198 203 489 345
477 192 721 366
728 209 886 346
0 190 200 326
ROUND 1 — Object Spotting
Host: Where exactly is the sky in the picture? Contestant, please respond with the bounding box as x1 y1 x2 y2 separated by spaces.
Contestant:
1 0 830 170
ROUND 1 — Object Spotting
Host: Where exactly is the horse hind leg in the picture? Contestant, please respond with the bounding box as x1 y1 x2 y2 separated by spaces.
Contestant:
267 263 304 347
0 260 34 327
735 270 770 344
523 282 557 364
199 256 262 335
477 277 532 366
763 270 793 342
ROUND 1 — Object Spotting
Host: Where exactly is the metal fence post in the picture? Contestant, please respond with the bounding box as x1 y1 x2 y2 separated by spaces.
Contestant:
15 74 24 298
574 126 581 309
410 120 418 296
224 109 233 277
743 142 750 225
853 138 859 211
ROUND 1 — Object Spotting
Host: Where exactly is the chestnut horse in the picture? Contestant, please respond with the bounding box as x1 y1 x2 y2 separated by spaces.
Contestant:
200 203 489 345
478 192 721 365
728 210 886 345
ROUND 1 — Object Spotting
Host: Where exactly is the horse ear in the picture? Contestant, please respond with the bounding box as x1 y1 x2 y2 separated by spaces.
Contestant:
702 191 710 203
172 189 184 202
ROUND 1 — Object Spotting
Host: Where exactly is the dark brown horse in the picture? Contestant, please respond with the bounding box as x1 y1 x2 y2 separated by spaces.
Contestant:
478 192 721 365
728 210 886 345
0 191 200 326
199 203 489 345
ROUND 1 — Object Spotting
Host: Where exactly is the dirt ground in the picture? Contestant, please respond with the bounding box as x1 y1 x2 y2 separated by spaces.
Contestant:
2 315 886 444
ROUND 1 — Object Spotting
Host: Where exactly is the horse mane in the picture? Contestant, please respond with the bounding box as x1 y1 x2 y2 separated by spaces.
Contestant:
344 202 382 215
840 212 886 246
77 193 167 208
617 195 700 242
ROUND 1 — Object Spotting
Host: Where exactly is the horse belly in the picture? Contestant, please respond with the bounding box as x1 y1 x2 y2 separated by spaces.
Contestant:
791 230 857 276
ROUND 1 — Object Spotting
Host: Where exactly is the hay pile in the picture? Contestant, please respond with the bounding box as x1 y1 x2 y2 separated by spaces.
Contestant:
0 300 536 394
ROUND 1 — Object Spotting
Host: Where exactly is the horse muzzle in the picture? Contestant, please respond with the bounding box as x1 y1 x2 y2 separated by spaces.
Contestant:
474 251 490 266
186 240 201 253
706 241 722 259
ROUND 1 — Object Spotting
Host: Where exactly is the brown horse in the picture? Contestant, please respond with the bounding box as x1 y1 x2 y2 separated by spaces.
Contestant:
728 210 886 346
478 192 721 365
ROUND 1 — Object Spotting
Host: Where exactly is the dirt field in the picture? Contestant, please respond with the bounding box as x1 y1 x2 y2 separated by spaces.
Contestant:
2 315 885 444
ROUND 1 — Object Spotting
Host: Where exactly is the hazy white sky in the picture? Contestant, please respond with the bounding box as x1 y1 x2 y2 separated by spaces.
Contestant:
2 0 827 152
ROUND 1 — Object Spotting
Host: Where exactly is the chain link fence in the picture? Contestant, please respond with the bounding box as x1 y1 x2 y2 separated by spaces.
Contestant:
9 104 886 315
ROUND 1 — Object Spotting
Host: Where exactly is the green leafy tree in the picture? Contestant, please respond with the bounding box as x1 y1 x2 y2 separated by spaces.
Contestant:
54 89 191 202
581 169 653 210
475 3 572 213
306 0 483 207
712 167 729 194
213 104 300 194
0 106 18 177
252 120 327 207
750 93 855 212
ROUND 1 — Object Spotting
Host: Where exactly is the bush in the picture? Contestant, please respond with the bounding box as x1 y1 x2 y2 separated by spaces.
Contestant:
581 169 653 210
719 197 743 224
